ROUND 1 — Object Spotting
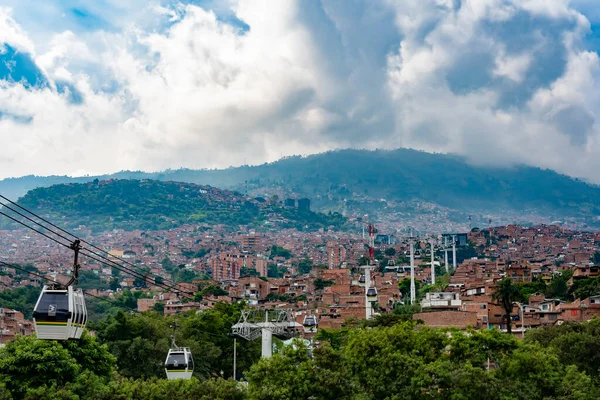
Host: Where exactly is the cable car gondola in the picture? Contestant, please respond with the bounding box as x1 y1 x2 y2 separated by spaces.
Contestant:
165 323 194 380
33 286 86 340
366 287 377 302
358 274 365 286
32 240 87 340
303 315 318 334
165 348 194 380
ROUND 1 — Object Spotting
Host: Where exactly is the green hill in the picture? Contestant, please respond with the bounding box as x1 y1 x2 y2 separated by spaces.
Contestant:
5 179 346 232
2 149 600 227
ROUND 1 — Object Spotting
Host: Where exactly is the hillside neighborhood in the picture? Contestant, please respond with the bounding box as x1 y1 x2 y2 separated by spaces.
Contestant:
3 222 600 343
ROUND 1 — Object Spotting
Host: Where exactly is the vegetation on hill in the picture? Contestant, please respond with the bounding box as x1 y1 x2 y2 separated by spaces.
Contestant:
0 285 41 319
3 149 600 225
3 315 600 399
3 179 347 232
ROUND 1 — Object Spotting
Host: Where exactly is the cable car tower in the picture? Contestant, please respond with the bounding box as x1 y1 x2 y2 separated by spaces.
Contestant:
165 322 194 380
231 309 302 358
32 240 87 340
360 224 378 320
407 232 417 305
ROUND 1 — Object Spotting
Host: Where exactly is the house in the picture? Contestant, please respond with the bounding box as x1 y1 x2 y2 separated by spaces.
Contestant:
421 292 462 310
413 310 478 329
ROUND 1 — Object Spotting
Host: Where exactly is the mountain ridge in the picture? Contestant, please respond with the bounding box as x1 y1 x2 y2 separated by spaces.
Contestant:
2 149 600 229
4 179 346 232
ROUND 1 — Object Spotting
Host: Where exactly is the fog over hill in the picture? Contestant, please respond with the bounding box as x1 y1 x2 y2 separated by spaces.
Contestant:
2 149 600 229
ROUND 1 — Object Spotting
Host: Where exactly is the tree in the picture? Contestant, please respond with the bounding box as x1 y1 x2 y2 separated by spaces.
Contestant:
492 278 523 334
547 278 568 300
93 311 171 379
592 251 600 265
152 302 165 315
246 341 350 400
384 247 396 257
109 277 121 291
314 278 334 291
398 278 420 302
267 263 287 278
177 269 199 283
297 256 313 275
525 319 600 380
201 285 228 297
240 266 260 277
270 245 292 259
357 255 369 266
0 285 41 319
0 333 115 398
398 278 411 299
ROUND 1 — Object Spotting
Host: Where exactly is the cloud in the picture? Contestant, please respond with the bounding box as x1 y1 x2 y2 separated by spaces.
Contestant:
0 0 599 184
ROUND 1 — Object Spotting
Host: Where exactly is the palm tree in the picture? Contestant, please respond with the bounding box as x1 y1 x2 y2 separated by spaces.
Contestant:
492 277 523 334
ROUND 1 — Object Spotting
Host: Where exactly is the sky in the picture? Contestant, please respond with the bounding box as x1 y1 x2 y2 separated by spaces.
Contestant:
1 0 600 182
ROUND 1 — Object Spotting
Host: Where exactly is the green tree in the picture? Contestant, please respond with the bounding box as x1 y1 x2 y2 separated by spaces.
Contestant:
0 285 41 319
525 319 600 380
592 251 600 265
201 285 228 297
518 279 547 302
492 278 523 334
177 268 199 283
0 333 115 398
246 341 349 400
496 342 599 399
270 245 293 259
109 277 121 291
398 278 420 302
267 263 286 278
240 266 260 277
384 247 396 257
152 302 165 315
547 277 569 300
93 311 171 379
314 278 334 291
297 256 313 275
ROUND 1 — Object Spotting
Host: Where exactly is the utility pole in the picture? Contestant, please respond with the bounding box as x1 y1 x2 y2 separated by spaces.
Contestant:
233 337 237 380
409 239 416 305
261 311 272 358
516 302 524 339
430 239 436 285
364 265 374 320
444 236 449 274
452 234 457 272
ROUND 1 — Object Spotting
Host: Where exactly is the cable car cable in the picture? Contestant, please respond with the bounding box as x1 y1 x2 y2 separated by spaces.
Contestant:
0 199 195 299
0 211 72 249
0 208 194 300
0 261 228 340
0 196 185 288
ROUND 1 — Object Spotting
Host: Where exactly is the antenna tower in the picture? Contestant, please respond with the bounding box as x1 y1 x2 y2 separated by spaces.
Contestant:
368 224 375 263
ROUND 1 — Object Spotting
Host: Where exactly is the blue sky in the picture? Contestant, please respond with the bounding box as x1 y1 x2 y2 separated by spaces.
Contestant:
1 0 600 183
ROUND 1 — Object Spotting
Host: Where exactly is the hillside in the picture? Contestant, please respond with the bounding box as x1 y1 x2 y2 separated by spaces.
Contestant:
4 179 347 232
2 149 600 228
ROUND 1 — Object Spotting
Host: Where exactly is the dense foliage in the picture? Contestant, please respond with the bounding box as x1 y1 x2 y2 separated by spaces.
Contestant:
7 179 347 232
0 285 41 319
249 321 600 400
3 315 600 399
91 303 260 380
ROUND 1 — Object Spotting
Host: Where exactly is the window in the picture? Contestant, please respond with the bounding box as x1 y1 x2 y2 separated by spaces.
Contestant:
571 310 578 316
33 292 70 322
166 353 187 370
480 304 486 309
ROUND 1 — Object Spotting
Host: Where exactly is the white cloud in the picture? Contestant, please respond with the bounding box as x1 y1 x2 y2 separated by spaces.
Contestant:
493 52 532 82
0 0 599 184
0 7 35 54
